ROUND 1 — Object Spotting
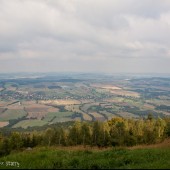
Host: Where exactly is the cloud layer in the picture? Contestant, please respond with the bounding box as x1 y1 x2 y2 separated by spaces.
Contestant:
0 0 170 73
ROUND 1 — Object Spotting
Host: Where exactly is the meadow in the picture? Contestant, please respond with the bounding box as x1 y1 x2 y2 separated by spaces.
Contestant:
0 146 170 169
0 110 27 122
12 120 47 129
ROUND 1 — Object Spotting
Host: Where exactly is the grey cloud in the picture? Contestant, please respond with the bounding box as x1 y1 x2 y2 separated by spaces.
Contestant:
0 0 170 73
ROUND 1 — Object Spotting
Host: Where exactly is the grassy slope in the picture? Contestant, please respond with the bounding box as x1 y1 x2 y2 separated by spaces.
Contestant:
0 145 170 169
44 111 74 123
0 110 27 121
12 120 47 129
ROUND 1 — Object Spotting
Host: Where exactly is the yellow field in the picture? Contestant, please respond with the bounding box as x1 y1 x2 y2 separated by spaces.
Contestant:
142 103 155 110
0 121 9 127
101 86 122 90
25 103 58 111
91 84 122 90
0 101 6 107
103 97 124 103
82 113 92 121
88 112 104 119
88 112 102 117
47 107 58 112
23 102 59 120
22 101 37 106
39 99 81 105
26 107 59 120
6 87 17 91
1 101 59 120
110 90 140 98
7 104 24 110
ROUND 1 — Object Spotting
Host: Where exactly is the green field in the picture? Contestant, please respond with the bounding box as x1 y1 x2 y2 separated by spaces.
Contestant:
0 110 27 121
44 111 75 123
12 120 47 129
52 117 73 123
100 111 116 119
0 147 170 169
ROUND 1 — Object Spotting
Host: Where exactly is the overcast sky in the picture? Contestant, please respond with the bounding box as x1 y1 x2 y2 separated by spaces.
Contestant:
0 0 170 73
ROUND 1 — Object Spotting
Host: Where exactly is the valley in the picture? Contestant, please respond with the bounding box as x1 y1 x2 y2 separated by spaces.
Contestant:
0 73 170 129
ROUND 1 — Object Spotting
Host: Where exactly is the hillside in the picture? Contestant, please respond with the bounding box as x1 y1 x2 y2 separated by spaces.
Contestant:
0 143 170 169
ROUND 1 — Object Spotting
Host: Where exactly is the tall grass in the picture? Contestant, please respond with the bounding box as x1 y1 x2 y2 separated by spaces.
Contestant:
0 147 170 169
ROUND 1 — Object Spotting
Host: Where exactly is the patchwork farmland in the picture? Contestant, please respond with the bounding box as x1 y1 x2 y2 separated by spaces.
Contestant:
0 73 170 129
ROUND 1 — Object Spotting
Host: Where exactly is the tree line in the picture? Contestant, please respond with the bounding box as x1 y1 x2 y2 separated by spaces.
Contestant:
0 115 170 156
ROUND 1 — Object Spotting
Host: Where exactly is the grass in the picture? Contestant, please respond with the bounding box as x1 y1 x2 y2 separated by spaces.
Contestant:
88 112 104 119
100 111 117 119
52 117 73 123
116 111 139 118
111 105 120 112
65 105 92 121
81 103 95 113
43 112 58 122
12 120 47 129
44 111 75 123
0 110 27 121
0 147 170 169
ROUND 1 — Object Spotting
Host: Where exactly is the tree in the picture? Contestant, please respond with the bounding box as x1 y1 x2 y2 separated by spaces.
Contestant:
92 121 106 147
134 119 144 143
108 117 126 146
44 128 55 146
143 119 156 144
9 132 23 150
147 113 153 121
165 118 170 137
30 134 39 147
22 133 31 147
53 128 67 146
80 122 91 147
0 138 11 156
154 118 166 140
103 122 111 146
68 121 81 145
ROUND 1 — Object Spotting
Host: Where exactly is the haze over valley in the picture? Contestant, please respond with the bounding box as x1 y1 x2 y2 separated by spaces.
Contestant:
0 73 170 129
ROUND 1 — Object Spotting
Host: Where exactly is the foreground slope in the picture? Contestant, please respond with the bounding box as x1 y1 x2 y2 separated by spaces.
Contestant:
0 144 170 169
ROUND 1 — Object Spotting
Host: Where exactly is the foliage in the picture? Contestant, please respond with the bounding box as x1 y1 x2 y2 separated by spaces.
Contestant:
0 116 169 158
